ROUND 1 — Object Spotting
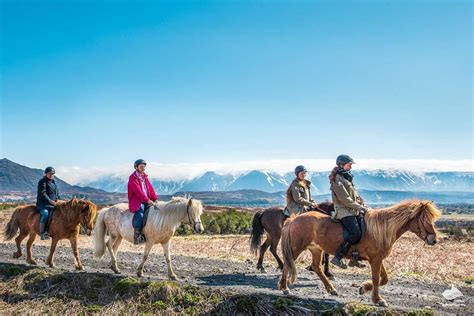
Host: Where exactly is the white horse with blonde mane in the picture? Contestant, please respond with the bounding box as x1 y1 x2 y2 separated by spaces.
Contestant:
93 197 204 279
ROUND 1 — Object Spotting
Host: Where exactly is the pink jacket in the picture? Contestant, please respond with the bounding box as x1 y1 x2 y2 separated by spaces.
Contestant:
127 172 158 212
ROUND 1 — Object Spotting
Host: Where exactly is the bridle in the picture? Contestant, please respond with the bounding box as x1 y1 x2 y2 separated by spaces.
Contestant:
415 213 433 243
186 198 202 232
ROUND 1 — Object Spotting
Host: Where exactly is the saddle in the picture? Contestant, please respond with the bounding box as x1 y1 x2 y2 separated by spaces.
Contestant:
333 215 366 261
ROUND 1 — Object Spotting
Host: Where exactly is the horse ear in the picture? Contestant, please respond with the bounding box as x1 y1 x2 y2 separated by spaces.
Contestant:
187 199 192 206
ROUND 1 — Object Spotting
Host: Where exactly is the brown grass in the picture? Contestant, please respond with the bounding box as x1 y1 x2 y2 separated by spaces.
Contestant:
1 207 472 285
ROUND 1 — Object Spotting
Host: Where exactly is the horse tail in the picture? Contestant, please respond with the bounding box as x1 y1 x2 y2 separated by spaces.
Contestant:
250 210 265 256
3 207 21 241
281 217 297 284
93 208 108 258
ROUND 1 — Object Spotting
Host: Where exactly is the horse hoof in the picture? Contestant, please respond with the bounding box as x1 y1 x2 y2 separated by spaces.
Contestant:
359 287 366 295
137 271 143 277
376 300 388 307
75 265 84 271
169 275 178 281
330 290 338 296
282 289 291 295
27 259 37 265
13 252 21 259
110 266 121 274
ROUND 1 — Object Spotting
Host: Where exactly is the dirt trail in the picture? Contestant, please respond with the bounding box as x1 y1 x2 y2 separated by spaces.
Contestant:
0 239 472 315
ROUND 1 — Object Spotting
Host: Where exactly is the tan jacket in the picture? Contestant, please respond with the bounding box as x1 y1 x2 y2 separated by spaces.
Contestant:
285 178 314 216
331 173 365 219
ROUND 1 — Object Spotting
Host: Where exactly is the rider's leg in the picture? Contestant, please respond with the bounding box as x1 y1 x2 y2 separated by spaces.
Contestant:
132 205 146 245
39 209 50 240
331 216 361 268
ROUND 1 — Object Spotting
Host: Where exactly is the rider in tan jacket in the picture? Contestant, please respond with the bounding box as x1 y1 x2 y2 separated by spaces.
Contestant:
284 165 318 216
329 155 368 269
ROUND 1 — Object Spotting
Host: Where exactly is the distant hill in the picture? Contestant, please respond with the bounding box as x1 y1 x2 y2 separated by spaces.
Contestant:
0 158 126 204
171 189 474 206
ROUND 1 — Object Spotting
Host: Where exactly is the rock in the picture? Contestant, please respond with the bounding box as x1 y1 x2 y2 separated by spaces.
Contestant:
442 285 463 301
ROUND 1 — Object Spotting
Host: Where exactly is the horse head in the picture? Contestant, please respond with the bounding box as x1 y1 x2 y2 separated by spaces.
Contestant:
407 201 441 246
77 199 97 236
186 198 204 233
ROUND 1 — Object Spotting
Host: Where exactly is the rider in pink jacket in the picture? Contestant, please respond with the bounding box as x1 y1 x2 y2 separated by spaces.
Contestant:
127 159 158 244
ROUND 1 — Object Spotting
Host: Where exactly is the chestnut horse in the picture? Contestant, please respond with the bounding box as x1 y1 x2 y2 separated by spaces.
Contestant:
278 200 441 307
3 199 97 270
250 201 335 277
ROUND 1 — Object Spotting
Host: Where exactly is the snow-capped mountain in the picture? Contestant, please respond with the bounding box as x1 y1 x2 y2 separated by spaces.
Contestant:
77 169 473 195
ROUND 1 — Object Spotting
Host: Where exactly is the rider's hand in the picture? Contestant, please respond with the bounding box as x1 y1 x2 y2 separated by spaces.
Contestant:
311 202 319 208
50 200 57 206
359 206 369 215
147 200 154 205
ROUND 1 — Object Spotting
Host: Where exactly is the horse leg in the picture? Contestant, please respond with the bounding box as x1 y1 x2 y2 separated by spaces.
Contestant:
46 238 59 268
360 261 388 294
269 236 284 270
310 248 338 295
162 241 177 280
137 241 153 277
256 237 271 272
112 236 122 255
26 233 37 265
106 236 120 273
278 264 291 295
367 259 387 307
13 231 28 259
323 252 335 280
69 237 83 270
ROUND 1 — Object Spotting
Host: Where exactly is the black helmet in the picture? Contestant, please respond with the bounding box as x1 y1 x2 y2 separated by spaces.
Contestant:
134 159 147 168
294 165 307 176
44 166 55 174
336 155 355 165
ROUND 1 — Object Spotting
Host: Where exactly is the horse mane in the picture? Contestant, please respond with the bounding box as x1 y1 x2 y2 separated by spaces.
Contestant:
55 199 97 223
365 200 441 250
148 197 203 232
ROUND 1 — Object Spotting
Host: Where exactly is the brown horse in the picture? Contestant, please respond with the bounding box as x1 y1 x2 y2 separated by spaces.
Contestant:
3 198 97 270
278 200 441 307
250 201 335 277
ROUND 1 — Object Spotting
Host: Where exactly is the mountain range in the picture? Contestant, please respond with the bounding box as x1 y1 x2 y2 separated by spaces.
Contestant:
78 169 473 195
1 158 472 205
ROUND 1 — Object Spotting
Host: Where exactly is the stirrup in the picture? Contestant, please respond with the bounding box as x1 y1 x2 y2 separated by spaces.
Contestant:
352 250 362 261
134 233 146 245
41 232 50 240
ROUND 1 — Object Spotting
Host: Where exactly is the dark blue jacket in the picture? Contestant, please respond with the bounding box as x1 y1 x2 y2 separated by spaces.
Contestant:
36 177 61 210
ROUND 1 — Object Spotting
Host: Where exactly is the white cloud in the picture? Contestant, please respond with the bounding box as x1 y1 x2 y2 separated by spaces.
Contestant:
56 158 474 185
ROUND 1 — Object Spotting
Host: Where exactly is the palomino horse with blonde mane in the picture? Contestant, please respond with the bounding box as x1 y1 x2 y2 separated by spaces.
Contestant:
278 200 441 307
93 197 204 279
3 199 97 270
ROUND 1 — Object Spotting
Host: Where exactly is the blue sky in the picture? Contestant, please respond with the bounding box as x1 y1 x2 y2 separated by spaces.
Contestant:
1 0 472 173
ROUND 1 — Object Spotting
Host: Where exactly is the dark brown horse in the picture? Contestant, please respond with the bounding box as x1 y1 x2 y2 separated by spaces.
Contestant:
278 200 441 307
250 201 335 277
3 198 97 270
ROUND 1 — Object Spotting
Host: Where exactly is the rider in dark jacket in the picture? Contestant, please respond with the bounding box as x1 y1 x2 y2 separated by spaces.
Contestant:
36 167 61 240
